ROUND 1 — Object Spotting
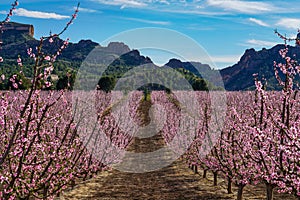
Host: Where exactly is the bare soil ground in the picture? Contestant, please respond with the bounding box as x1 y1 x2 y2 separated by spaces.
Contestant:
60 134 295 200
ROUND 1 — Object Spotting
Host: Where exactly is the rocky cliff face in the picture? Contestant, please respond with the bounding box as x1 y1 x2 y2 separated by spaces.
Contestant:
220 44 300 90
1 22 34 37
165 59 201 76
165 58 214 78
107 42 130 55
110 49 152 66
0 22 34 46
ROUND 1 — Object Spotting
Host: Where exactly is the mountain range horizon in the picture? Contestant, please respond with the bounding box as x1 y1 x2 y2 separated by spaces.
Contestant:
1 21 299 91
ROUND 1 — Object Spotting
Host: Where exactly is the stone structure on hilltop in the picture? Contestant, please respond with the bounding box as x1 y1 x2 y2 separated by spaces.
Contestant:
0 22 34 45
1 22 34 37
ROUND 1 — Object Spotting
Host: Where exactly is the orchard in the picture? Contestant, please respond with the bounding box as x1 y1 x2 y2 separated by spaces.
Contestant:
0 1 299 200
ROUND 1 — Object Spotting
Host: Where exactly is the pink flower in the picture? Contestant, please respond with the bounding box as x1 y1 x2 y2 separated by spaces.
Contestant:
1 74 5 80
44 55 51 61
12 83 18 89
0 57 3 62
63 38 69 45
27 48 33 56
17 57 22 66
44 81 52 88
296 66 300 74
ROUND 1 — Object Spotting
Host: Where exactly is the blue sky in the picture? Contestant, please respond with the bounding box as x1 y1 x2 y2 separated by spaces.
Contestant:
1 0 300 69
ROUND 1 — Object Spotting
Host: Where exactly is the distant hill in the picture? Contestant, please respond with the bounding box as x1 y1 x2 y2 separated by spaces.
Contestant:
220 45 300 90
1 22 299 91
98 49 212 91
0 22 210 91
0 22 34 45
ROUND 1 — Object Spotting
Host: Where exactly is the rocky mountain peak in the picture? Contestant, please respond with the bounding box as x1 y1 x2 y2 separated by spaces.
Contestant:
107 42 130 55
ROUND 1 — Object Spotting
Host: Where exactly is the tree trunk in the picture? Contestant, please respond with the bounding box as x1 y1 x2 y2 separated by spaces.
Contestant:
203 169 208 178
83 172 88 181
194 165 198 174
237 184 245 200
43 186 49 200
227 178 232 194
213 171 218 186
71 179 76 189
266 183 274 200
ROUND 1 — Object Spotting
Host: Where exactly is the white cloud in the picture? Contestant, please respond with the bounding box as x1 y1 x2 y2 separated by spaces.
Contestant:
92 0 147 8
90 0 280 16
159 8 228 16
207 0 275 14
155 0 170 5
287 33 298 39
187 24 215 31
210 54 241 64
249 18 269 27
245 39 277 47
14 8 69 19
75 7 97 13
123 17 170 25
86 0 300 16
276 18 300 30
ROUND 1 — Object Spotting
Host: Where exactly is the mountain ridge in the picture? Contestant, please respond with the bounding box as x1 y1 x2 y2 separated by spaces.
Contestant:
1 22 298 91
220 44 300 90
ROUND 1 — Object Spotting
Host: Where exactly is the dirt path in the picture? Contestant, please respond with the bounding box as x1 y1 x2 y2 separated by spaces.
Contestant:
60 132 231 200
60 133 295 200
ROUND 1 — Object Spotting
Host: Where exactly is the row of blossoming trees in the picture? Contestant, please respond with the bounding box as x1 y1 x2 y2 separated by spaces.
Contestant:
0 1 139 199
183 34 300 199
